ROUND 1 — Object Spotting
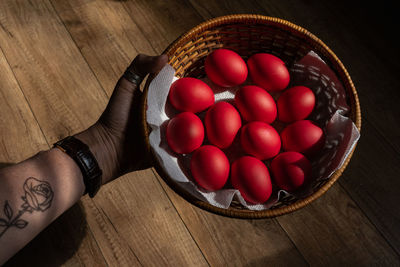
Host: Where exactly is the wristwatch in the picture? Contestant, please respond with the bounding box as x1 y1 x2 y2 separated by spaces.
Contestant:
53 136 102 198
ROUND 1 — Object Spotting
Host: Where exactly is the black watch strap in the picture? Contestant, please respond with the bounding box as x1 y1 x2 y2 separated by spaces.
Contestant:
53 136 102 198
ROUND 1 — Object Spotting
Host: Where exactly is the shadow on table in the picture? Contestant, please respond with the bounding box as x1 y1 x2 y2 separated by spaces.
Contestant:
3 201 87 267
0 162 14 169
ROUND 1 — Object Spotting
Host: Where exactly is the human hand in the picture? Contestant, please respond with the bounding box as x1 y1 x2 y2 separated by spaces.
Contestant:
75 54 168 185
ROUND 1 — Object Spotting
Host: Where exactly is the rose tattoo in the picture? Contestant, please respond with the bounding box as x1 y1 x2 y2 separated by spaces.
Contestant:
0 177 54 238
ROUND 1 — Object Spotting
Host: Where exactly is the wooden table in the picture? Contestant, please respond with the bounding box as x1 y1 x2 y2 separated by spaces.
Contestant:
1 0 399 266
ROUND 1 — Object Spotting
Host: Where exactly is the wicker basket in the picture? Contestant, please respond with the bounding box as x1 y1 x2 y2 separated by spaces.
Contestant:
142 14 361 219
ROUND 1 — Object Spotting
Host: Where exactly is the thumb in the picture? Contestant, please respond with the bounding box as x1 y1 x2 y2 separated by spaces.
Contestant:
131 54 169 77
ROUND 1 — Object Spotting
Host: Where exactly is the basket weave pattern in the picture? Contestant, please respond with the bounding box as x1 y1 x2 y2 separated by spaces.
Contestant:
143 14 361 218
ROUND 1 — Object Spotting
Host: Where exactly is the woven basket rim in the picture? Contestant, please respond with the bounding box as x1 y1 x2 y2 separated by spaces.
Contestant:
141 14 362 219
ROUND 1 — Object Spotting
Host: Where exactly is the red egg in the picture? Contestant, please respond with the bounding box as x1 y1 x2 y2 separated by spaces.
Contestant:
281 120 325 155
205 102 242 148
231 156 272 204
247 53 290 91
234 85 277 123
168 77 214 113
191 145 230 191
240 122 281 160
166 112 204 154
277 86 315 123
270 152 312 192
205 48 248 87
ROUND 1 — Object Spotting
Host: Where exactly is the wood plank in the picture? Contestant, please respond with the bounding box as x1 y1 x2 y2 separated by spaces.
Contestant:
339 119 400 254
188 0 263 18
51 0 155 93
121 0 204 53
0 46 106 266
1 0 208 265
0 0 108 144
5 202 108 267
52 0 309 264
154 171 308 266
78 196 142 266
0 49 47 161
278 184 399 265
93 172 208 266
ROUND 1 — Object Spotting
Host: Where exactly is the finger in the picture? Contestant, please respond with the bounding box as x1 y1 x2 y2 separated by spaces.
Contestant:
106 54 168 123
119 54 168 91
130 54 169 77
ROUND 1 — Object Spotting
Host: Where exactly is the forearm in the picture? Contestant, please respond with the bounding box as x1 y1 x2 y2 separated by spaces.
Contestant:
0 148 85 265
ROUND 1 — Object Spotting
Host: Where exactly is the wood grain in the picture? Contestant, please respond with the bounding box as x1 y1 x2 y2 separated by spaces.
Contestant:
278 184 398 266
154 171 308 266
78 196 142 266
52 0 155 93
0 48 47 161
122 0 203 54
0 0 108 143
6 202 108 267
339 119 400 253
94 172 208 266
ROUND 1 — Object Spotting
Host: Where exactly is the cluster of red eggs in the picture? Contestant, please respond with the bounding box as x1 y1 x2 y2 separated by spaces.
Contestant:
166 49 325 204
